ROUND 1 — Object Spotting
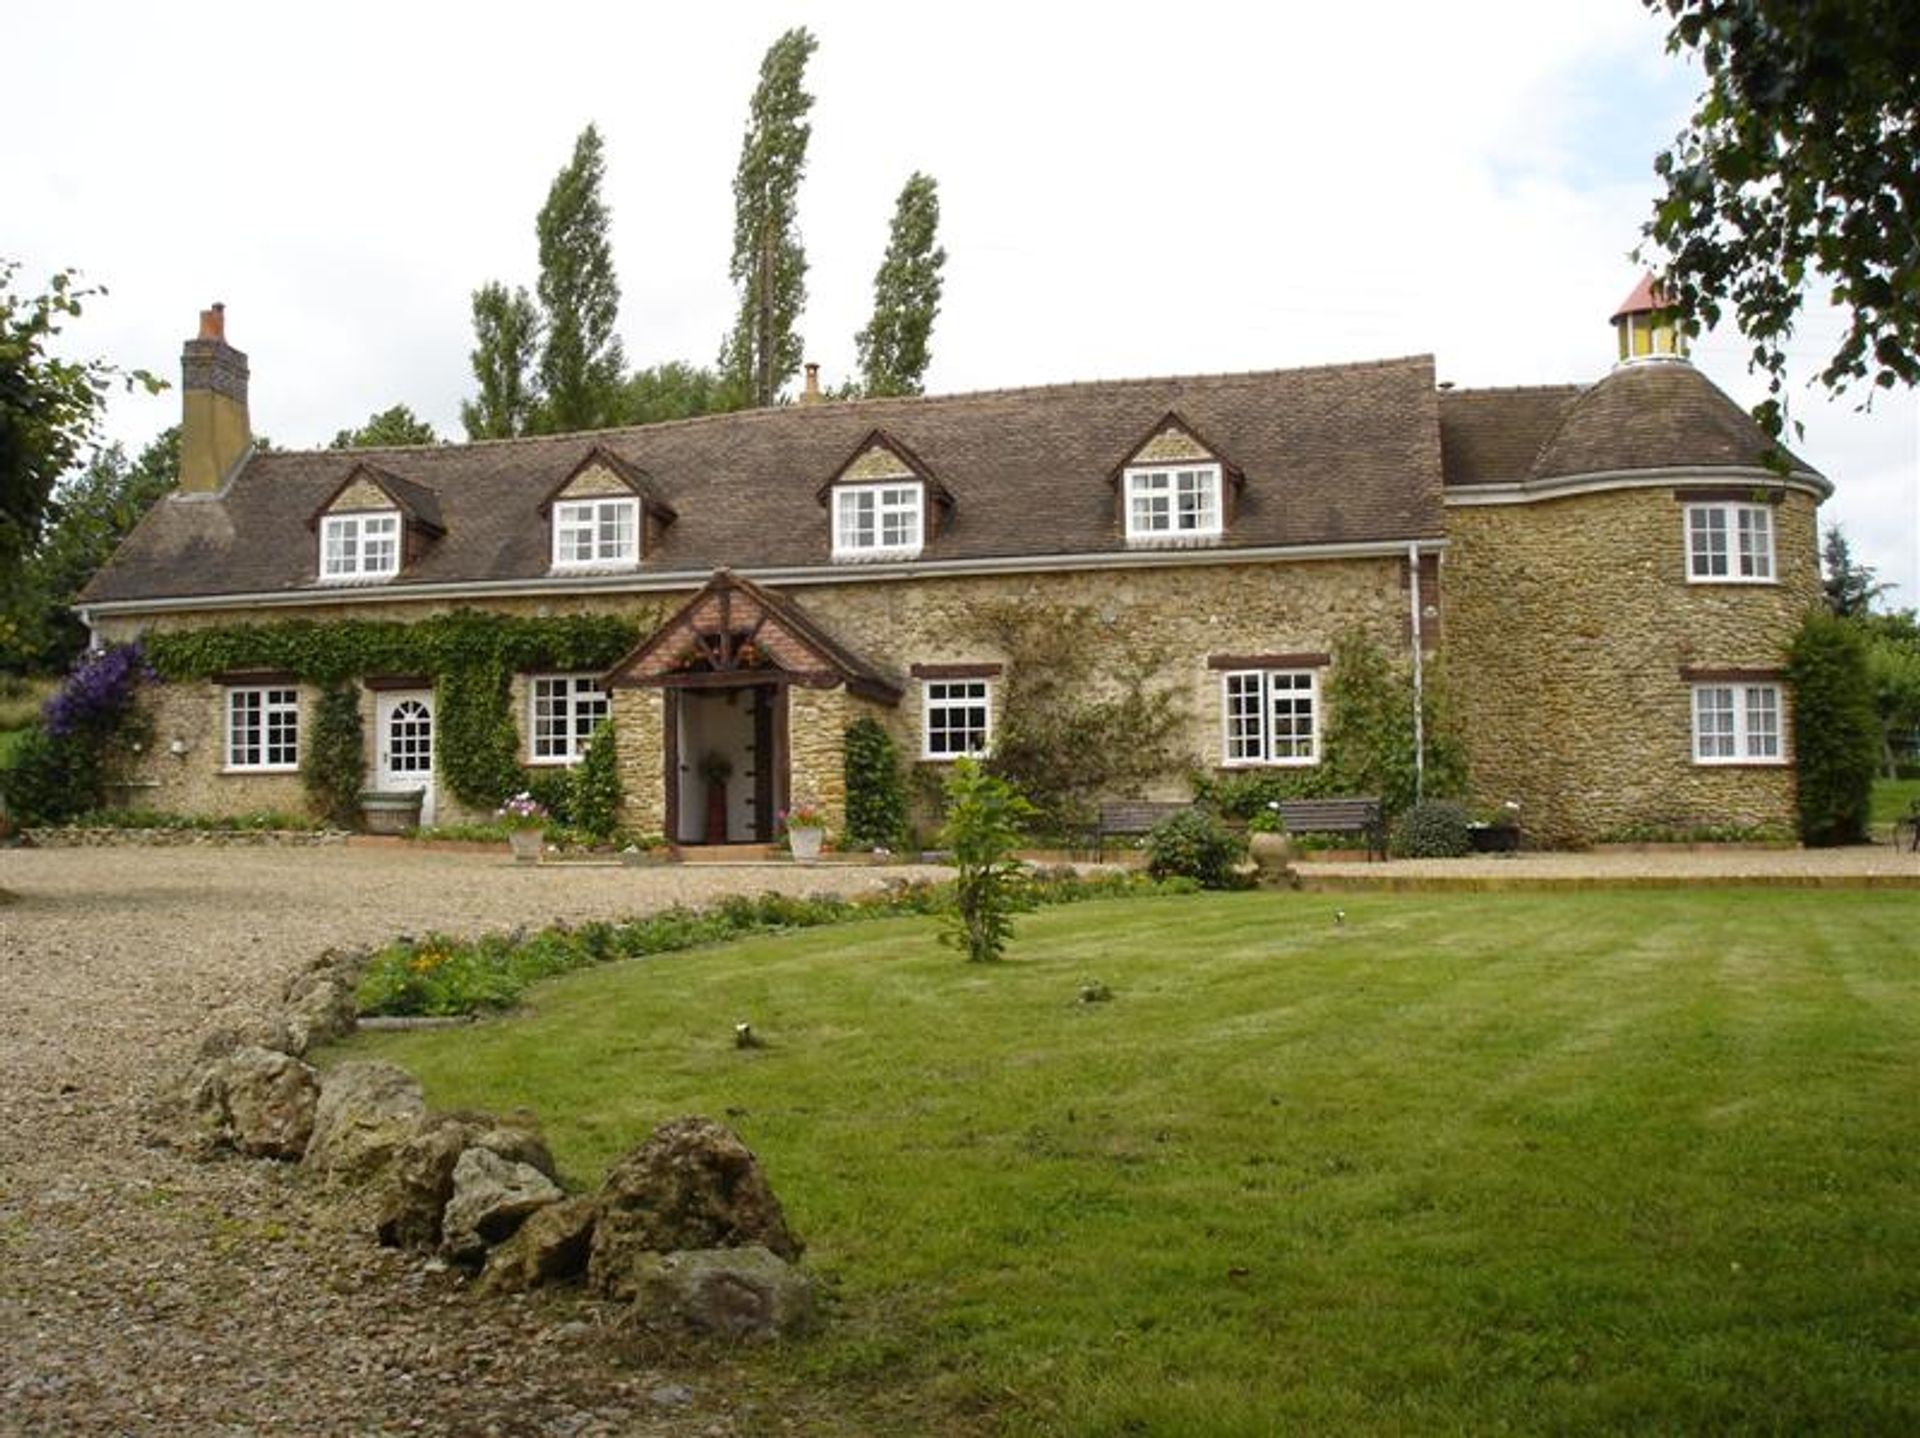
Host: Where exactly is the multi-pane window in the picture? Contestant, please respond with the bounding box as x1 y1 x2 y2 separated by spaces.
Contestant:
923 679 991 758
1686 502 1774 581
1126 465 1222 540
226 687 299 770
833 483 923 558
320 512 401 580
1222 669 1319 765
529 675 611 763
552 497 639 567
1692 683 1783 764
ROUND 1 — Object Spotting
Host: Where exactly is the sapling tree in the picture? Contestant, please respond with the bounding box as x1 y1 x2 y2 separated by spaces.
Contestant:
939 757 1036 963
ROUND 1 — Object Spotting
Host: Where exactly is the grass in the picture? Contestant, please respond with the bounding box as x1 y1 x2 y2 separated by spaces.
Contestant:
318 890 1920 1433
1871 775 1919 826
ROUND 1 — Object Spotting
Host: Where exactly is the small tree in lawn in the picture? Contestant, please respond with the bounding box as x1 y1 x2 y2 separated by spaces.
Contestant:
939 757 1035 964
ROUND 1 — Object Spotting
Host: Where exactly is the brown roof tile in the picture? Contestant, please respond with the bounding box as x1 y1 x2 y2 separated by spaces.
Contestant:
82 357 1448 605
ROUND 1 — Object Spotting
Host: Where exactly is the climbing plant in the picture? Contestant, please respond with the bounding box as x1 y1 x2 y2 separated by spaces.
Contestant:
300 683 365 827
568 719 623 842
842 714 907 849
145 610 645 808
965 600 1188 839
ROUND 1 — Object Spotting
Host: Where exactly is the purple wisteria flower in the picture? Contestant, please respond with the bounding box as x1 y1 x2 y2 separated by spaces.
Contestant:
43 642 154 739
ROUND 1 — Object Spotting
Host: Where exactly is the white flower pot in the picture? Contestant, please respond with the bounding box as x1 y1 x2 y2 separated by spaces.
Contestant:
508 829 544 863
788 825 824 863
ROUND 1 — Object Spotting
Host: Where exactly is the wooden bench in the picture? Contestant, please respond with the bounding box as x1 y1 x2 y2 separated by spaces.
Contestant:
1275 796 1387 862
1093 800 1194 859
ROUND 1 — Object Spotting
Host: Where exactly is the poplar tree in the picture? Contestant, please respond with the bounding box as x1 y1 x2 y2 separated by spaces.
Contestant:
721 29 817 408
460 282 540 440
856 172 947 397
535 125 626 432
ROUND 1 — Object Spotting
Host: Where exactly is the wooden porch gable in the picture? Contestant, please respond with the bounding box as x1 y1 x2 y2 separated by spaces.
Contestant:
602 568 902 704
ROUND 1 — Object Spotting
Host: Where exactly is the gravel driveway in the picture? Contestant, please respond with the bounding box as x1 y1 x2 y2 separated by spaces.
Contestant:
0 846 946 1437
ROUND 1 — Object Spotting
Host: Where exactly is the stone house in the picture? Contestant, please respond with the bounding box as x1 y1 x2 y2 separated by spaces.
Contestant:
78 283 1828 847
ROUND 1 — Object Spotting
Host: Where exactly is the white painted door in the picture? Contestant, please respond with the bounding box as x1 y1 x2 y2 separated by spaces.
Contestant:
376 690 436 827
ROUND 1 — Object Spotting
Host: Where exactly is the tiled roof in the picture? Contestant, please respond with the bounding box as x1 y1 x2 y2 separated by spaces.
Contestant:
82 357 1448 605
1439 363 1818 487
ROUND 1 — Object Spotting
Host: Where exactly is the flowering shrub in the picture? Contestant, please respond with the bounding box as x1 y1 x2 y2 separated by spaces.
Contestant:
495 792 549 830
43 642 152 740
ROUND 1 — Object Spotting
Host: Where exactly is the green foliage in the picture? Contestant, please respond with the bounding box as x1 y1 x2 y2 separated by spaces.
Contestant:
568 720 622 843
1640 0 1920 429
1821 526 1890 617
722 28 817 407
1142 808 1248 889
357 871 1169 1016
300 683 365 827
940 757 1036 963
41 807 326 832
1786 607 1879 845
1394 799 1472 858
143 610 642 809
842 714 907 850
534 126 626 433
619 361 740 426
521 767 575 827
1 261 163 584
461 282 542 440
329 404 438 450
856 172 947 398
0 722 101 824
969 600 1187 839
2 427 176 672
1860 608 1920 775
1595 818 1794 845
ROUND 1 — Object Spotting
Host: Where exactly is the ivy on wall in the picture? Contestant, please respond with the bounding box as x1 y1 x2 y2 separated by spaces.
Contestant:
145 610 647 808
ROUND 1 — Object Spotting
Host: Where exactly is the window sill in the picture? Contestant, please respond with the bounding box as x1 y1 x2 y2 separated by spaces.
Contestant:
1218 758 1320 770
316 573 399 586
1691 758 1788 768
548 560 641 575
832 548 923 564
1124 531 1224 549
221 765 300 776
1684 575 1777 587
525 756 582 768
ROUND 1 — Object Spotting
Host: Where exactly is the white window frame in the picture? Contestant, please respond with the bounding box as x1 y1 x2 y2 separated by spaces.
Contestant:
225 686 300 772
1220 669 1320 767
551 496 640 569
319 511 401 582
1685 502 1775 583
922 678 992 760
1691 683 1785 765
833 481 924 559
527 674 611 765
1125 463 1223 542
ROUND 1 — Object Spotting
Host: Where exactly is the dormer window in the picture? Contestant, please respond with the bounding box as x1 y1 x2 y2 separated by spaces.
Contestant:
553 496 639 569
834 481 924 558
320 511 401 581
1126 464 1223 541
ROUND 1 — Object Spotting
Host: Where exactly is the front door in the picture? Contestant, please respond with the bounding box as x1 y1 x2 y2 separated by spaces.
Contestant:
376 690 436 827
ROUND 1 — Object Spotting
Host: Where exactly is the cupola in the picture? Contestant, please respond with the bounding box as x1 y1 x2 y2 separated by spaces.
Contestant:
1611 274 1689 365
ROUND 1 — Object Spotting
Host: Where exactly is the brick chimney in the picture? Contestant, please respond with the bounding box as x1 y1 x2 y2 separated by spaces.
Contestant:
799 362 824 406
179 303 250 493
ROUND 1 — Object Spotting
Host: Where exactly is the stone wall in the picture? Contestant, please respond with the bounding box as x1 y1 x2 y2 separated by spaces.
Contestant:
786 686 864 836
1444 484 1820 845
611 688 667 838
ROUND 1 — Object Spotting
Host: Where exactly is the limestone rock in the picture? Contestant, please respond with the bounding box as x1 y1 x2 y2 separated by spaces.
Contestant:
302 1061 425 1181
281 963 359 1055
376 1111 555 1251
588 1117 801 1302
190 1045 318 1160
476 1196 600 1296
628 1246 816 1341
442 1147 562 1267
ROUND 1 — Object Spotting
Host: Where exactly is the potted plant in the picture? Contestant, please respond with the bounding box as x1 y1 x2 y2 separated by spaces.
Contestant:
496 791 549 863
1467 799 1523 853
780 798 827 863
1246 801 1295 883
698 751 734 844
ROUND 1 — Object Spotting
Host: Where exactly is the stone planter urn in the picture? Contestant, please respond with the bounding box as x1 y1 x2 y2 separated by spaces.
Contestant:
507 828 544 863
358 790 423 836
787 826 825 864
1248 829 1296 885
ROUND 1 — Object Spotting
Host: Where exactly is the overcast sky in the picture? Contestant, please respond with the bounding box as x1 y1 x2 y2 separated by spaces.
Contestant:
11 0 1916 600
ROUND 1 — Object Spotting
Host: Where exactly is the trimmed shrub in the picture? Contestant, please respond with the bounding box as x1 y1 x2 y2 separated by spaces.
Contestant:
1395 799 1472 858
568 720 622 843
1143 808 1248 889
843 715 908 850
0 723 102 824
1786 609 1877 845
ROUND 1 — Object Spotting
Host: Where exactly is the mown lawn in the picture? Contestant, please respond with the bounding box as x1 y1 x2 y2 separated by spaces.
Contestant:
1872 775 1919 827
335 890 1920 1435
